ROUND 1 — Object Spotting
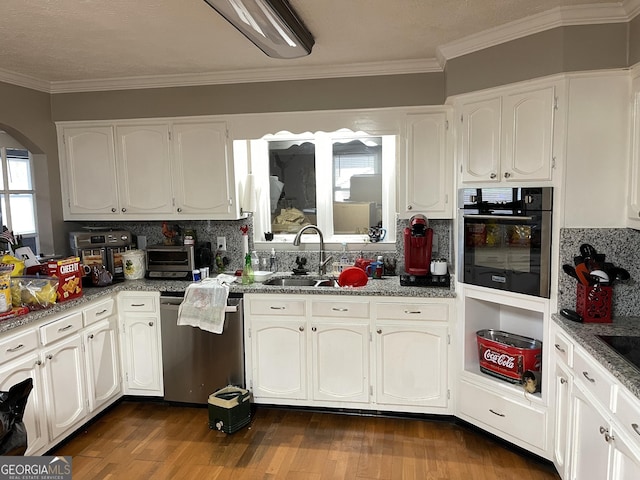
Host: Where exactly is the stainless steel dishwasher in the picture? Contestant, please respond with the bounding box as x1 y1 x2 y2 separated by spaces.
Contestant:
160 292 245 404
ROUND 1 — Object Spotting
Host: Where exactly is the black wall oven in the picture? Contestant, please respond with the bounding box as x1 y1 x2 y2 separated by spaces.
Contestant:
460 187 553 298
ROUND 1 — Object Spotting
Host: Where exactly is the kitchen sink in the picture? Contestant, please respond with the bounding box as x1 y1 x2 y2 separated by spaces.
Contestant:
262 277 338 287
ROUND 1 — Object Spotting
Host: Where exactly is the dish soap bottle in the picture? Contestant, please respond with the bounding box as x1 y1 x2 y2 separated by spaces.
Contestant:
251 250 260 271
242 252 254 285
269 248 277 272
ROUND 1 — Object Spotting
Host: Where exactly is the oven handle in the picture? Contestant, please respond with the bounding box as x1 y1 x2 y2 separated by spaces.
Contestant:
463 214 534 221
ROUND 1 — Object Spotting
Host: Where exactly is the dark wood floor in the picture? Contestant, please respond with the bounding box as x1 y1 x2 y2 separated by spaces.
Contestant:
53 401 561 479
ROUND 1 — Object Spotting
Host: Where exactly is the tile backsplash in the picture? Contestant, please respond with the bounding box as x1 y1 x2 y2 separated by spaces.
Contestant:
559 228 640 317
76 217 453 275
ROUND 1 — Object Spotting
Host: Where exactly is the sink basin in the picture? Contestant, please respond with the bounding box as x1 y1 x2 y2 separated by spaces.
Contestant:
263 277 338 287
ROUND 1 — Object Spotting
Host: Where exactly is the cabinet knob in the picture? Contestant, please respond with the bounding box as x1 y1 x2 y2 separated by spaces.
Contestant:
504 172 511 179
377 329 382 334
177 208 182 213
583 371 596 383
554 343 565 353
88 334 94 340
560 377 567 385
299 326 304 332
35 360 42 366
121 208 127 212
312 326 317 332
490 173 497 179
111 208 117 213
407 205 413 210
632 423 640 436
46 354 53 360
148 321 154 327
599 426 608 435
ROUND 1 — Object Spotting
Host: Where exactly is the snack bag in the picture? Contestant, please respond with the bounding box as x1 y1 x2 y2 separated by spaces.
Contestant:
0 255 24 277
0 265 13 313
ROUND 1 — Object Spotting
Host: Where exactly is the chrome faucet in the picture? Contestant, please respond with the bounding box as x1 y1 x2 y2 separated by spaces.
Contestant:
293 225 333 276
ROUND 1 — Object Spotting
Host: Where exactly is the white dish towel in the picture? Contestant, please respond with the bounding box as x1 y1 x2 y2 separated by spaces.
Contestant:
177 278 229 334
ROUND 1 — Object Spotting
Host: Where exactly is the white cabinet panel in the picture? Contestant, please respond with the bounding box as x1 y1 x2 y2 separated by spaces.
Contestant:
84 317 121 412
460 97 502 183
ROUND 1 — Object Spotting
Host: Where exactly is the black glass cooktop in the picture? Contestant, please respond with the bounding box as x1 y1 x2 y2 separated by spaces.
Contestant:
596 335 640 372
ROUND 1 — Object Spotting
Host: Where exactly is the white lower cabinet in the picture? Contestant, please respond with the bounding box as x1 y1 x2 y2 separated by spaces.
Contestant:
0 351 47 455
84 317 121 412
119 292 163 396
246 294 453 413
311 321 370 404
40 330 87 443
553 321 640 480
250 317 307 401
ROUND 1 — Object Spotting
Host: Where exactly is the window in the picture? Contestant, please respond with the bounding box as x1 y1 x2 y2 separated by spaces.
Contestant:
239 129 396 244
0 143 38 253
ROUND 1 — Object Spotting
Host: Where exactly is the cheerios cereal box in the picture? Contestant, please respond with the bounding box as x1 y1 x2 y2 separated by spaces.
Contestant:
47 256 82 301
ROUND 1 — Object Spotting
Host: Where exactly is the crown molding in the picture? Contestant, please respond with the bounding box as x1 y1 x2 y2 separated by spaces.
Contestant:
0 68 51 93
48 58 441 94
437 2 634 64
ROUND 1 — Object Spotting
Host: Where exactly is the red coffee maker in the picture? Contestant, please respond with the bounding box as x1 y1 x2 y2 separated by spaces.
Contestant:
403 214 433 275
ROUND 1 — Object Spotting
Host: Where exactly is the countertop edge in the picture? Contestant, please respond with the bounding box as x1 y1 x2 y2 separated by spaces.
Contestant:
552 314 640 400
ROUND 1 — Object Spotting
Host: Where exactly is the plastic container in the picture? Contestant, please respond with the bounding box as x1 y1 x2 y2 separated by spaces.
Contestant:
122 250 145 280
208 385 251 434
476 329 542 385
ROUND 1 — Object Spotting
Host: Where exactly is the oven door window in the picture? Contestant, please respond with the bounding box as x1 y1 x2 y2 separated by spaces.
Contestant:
463 215 547 297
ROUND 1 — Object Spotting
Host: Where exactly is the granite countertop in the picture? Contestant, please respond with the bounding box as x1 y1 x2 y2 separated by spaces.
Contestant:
553 314 640 400
0 273 455 334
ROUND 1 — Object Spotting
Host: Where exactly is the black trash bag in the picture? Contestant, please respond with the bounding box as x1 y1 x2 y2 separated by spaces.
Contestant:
0 377 33 456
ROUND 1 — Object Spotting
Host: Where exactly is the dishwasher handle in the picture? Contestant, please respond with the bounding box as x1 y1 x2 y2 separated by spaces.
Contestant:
160 296 239 313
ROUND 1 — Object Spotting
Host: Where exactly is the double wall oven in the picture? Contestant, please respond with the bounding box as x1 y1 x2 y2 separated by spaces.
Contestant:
459 187 553 298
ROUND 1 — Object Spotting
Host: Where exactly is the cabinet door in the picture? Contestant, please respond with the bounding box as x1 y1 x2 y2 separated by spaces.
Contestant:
627 76 640 226
120 316 163 395
402 112 451 218
310 322 369 403
172 121 232 216
115 124 173 215
84 317 121 412
502 86 555 182
553 361 573 478
375 324 448 407
610 427 640 480
250 318 307 400
570 383 611 480
460 97 502 182
0 354 47 455
60 126 119 217
41 334 87 443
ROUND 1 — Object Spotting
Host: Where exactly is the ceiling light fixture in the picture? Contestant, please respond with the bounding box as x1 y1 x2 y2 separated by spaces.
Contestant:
203 0 314 59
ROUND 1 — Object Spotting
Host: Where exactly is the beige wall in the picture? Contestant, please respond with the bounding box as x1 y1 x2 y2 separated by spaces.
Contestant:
51 74 445 121
0 82 62 255
445 23 629 96
631 14 640 66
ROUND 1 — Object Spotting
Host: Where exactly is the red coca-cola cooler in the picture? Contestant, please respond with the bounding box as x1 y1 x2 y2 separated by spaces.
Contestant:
476 329 542 388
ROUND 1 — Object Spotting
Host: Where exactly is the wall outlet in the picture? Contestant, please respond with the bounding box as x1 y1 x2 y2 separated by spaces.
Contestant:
217 236 227 251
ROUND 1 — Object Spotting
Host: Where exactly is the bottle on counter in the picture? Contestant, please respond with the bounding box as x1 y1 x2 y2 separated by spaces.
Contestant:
251 250 260 271
242 253 254 285
269 248 277 272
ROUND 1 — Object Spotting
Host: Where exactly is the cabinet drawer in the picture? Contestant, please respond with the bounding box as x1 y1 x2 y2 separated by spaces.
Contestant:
458 381 546 450
615 388 640 443
573 347 613 409
376 302 448 321
83 297 115 326
249 298 305 316
0 329 39 365
311 299 369 318
553 330 573 367
40 311 83 345
120 293 157 313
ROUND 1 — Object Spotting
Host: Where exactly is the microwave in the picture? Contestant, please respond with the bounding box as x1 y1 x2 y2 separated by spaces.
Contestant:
459 187 553 298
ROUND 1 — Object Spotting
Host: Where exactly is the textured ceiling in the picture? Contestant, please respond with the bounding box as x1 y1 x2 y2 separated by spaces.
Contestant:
0 0 627 86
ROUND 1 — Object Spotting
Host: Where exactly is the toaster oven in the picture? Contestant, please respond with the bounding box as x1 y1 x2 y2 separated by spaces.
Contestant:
145 245 196 280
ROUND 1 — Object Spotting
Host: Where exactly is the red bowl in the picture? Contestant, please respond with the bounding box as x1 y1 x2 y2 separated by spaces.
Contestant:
338 267 369 287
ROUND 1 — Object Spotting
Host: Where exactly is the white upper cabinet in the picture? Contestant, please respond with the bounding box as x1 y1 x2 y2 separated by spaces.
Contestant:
115 123 173 215
400 110 452 218
59 125 119 216
457 82 557 184
57 118 243 220
627 72 640 228
171 121 232 216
